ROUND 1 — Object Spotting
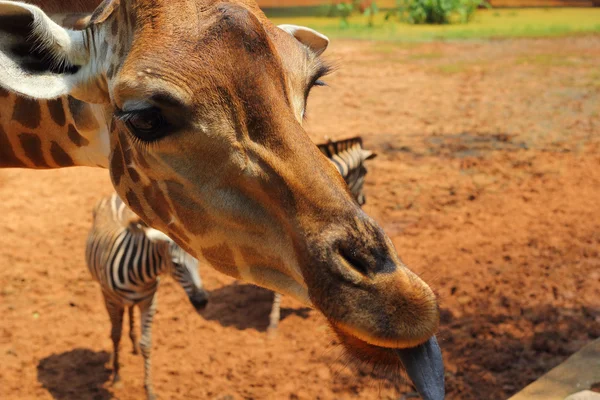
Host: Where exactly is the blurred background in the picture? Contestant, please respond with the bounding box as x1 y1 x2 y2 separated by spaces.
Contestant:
0 1 599 400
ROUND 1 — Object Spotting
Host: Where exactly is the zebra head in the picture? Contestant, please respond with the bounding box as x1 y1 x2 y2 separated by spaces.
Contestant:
168 242 209 312
144 227 209 311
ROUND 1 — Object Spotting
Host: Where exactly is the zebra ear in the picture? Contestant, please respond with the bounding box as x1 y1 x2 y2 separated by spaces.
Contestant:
143 228 174 243
362 149 377 160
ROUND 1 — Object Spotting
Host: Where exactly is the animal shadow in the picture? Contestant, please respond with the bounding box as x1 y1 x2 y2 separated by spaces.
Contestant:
200 283 311 332
37 348 112 400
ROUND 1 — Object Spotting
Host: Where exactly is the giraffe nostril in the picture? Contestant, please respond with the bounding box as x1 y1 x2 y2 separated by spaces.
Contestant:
338 246 370 277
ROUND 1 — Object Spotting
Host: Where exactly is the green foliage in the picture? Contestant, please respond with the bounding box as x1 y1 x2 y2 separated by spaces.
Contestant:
329 1 380 28
385 0 489 25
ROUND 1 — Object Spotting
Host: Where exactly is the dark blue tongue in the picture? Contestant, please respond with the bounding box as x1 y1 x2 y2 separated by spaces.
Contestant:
396 336 445 400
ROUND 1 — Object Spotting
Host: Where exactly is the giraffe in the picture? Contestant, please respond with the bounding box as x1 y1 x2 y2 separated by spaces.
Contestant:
0 1 444 398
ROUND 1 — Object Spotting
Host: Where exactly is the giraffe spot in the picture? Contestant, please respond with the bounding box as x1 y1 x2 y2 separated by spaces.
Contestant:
67 124 90 147
98 40 109 63
134 152 151 169
107 63 116 79
124 189 151 223
240 246 284 273
127 166 140 183
142 181 172 226
67 96 99 132
18 132 49 168
110 142 125 186
165 180 212 235
0 86 9 97
122 145 133 165
49 141 75 167
12 96 41 129
202 244 240 279
0 124 26 167
167 224 191 246
46 98 66 127
111 15 119 36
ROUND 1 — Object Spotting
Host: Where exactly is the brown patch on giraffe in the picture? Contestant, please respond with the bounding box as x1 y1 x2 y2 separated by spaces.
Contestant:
142 180 173 226
50 141 75 167
165 223 191 247
12 97 41 129
133 151 151 169
201 243 240 279
240 246 285 273
67 96 99 132
164 180 212 235
127 166 140 183
46 99 66 127
124 189 151 224
111 16 119 36
0 86 9 98
67 124 90 147
98 40 109 63
18 133 49 168
107 63 116 79
0 125 26 167
110 142 125 186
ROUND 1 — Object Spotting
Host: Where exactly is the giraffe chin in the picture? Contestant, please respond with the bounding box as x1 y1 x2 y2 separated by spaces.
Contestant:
332 326 445 400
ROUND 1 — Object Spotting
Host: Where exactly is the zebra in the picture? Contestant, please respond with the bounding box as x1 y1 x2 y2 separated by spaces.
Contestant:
317 135 376 206
85 193 208 400
267 136 376 334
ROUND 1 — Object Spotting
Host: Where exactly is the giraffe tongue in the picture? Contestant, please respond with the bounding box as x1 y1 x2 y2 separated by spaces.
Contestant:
396 336 445 400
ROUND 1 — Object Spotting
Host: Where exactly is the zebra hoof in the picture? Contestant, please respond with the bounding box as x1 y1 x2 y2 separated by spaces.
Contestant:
267 327 278 339
146 389 157 400
112 375 123 388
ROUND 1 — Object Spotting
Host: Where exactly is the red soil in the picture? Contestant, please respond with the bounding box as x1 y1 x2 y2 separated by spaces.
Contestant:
0 36 599 400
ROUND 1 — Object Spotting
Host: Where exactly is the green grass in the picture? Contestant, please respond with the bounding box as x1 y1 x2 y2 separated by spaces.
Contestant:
268 8 600 41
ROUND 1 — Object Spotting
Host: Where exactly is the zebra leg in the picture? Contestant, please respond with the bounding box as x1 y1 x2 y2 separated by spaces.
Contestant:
139 294 158 400
267 292 281 338
104 298 124 384
128 306 139 355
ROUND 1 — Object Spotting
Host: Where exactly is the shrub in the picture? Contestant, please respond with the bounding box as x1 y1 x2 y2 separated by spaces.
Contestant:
385 0 490 25
330 0 380 28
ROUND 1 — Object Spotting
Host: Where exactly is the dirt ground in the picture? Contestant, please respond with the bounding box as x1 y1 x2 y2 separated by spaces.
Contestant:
0 35 599 400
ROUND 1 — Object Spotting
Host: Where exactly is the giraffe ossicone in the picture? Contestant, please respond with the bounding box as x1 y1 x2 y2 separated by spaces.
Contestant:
0 1 444 398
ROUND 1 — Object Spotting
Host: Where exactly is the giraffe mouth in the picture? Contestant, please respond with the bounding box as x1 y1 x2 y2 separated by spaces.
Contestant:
332 326 445 400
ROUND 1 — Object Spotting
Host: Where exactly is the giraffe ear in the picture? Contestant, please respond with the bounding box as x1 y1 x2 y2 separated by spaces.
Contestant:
278 24 329 56
0 1 98 101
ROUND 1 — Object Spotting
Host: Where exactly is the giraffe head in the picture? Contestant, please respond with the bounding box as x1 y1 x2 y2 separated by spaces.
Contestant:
0 0 443 396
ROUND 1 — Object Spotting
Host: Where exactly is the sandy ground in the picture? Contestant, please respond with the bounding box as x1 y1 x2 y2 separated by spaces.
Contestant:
0 35 599 400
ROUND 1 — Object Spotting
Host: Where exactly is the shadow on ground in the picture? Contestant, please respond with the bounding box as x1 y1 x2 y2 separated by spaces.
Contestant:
37 348 112 400
438 305 600 400
200 283 312 332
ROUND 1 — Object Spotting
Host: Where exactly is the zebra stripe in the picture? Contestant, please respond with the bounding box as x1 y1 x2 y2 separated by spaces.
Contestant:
316 136 376 206
86 193 208 399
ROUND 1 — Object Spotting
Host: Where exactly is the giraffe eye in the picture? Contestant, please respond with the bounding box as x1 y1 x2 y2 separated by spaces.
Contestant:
123 108 167 142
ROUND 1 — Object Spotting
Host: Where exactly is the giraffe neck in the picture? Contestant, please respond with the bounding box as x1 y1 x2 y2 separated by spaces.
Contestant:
0 89 109 169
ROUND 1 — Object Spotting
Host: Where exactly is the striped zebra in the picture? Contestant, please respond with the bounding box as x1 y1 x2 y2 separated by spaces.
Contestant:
85 193 208 400
317 136 376 206
268 136 376 334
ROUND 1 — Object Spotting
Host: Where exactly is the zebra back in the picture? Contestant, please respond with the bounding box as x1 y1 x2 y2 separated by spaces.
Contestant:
316 136 376 206
86 193 207 308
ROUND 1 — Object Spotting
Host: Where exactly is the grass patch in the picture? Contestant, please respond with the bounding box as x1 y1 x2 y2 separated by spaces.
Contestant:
437 62 470 74
268 8 600 41
516 54 586 67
